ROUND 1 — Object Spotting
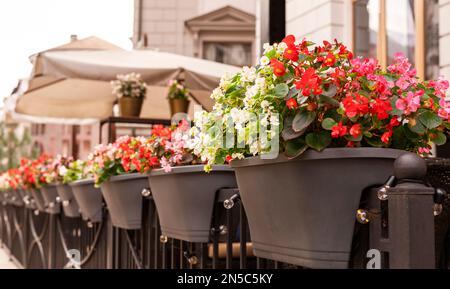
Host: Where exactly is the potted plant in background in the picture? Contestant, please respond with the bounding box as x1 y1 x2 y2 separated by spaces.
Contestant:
167 79 190 116
92 135 160 230
111 72 147 118
193 36 450 268
66 160 103 223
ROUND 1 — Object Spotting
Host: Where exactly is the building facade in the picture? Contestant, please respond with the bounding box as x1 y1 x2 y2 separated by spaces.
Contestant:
29 0 450 159
30 123 98 160
133 0 257 66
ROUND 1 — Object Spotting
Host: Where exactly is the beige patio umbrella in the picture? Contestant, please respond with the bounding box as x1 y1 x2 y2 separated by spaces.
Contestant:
7 36 240 124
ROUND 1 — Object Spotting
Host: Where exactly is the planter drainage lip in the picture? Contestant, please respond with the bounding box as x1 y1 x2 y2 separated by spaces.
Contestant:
149 165 233 176
231 147 407 168
160 227 211 243
69 178 95 186
107 172 147 182
253 243 349 269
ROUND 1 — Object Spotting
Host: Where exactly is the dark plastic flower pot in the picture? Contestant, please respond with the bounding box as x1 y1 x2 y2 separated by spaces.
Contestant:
101 173 147 230
30 188 46 212
11 189 24 206
40 185 61 215
148 165 237 242
56 184 80 218
70 179 103 223
231 148 407 269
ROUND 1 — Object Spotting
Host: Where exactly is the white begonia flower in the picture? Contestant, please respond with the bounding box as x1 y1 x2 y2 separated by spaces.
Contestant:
58 165 68 176
261 100 269 109
255 77 266 91
245 85 259 100
211 88 224 100
277 42 287 53
241 66 257 83
263 43 273 54
259 56 270 66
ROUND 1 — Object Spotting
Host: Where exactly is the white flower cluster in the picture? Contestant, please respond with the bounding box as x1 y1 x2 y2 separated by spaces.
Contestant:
111 72 147 99
190 53 282 170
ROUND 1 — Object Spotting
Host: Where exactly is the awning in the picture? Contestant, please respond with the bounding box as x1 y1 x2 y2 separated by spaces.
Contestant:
7 36 240 124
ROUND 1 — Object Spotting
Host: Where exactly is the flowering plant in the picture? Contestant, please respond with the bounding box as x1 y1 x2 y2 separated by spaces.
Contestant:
111 72 147 99
192 36 450 170
0 169 22 192
60 160 94 184
167 79 190 101
91 121 198 186
19 155 54 189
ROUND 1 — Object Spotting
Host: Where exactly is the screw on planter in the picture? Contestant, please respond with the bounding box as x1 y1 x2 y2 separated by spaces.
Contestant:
141 188 151 198
87 221 94 228
355 208 381 224
223 193 240 210
34 209 39 216
62 200 70 207
433 188 447 216
219 225 228 235
183 252 198 265
160 235 168 243
56 196 61 203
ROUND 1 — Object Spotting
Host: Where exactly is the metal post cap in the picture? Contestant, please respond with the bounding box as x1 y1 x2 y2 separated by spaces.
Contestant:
394 153 427 180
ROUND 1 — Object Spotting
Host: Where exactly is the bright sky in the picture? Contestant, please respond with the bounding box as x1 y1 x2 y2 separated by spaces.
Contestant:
0 0 133 103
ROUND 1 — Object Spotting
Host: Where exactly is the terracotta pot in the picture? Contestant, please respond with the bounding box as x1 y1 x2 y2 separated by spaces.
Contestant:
119 97 143 117
41 185 61 214
56 184 80 218
101 173 148 229
169 99 190 116
148 165 237 242
231 148 407 269
70 179 103 223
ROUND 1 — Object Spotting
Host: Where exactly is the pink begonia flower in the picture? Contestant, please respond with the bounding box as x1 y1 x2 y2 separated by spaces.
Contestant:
160 157 172 173
429 77 450 97
395 92 421 115
396 77 410 90
418 147 431 154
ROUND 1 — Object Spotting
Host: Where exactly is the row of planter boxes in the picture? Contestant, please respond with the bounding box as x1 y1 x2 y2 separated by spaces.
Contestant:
0 148 437 269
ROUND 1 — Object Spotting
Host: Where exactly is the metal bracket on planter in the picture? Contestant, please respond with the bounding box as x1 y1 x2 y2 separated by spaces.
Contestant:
376 175 396 201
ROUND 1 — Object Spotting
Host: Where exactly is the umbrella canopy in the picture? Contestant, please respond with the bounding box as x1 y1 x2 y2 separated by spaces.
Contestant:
8 36 240 124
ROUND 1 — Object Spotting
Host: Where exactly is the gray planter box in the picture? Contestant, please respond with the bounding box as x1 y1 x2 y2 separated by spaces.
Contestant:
231 147 406 269
148 165 237 242
40 185 61 214
30 188 46 212
56 184 80 218
101 173 148 230
70 179 103 223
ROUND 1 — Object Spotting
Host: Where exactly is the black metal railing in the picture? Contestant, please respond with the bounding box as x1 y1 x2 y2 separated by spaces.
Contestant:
0 160 447 270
